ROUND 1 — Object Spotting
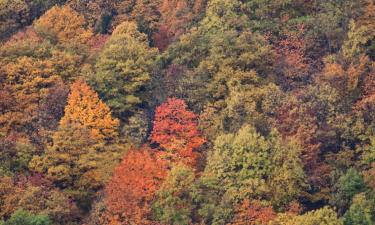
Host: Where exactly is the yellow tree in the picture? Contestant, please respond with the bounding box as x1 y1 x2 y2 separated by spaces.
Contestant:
30 80 121 189
33 5 92 44
60 80 119 142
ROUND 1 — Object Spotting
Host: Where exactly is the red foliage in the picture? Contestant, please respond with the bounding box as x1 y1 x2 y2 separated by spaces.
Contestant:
229 200 276 225
104 148 168 225
150 98 205 167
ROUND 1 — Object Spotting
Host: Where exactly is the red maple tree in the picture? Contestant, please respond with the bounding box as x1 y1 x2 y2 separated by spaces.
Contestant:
150 98 205 167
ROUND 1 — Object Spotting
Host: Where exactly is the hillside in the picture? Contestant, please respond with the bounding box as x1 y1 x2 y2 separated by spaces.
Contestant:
0 0 374 224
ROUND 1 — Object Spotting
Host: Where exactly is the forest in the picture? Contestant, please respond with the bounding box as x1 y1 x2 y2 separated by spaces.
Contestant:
0 0 374 224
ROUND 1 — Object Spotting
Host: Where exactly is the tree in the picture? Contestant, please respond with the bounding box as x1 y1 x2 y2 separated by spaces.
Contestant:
0 134 37 176
196 125 305 223
331 168 367 215
274 26 312 89
36 81 69 143
274 85 342 204
59 80 119 142
0 35 87 141
104 148 168 225
0 55 62 138
92 21 158 122
150 98 205 167
152 163 195 225
0 175 81 224
30 80 121 189
33 5 93 44
67 0 114 33
357 0 375 59
128 0 162 37
269 207 343 225
0 0 63 41
343 193 375 225
204 125 305 208
2 209 50 225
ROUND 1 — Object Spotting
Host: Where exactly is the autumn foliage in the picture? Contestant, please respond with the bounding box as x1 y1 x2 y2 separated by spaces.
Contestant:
29 80 120 188
104 148 167 225
150 98 205 167
1 0 375 224
33 5 92 44
60 80 119 142
229 200 276 225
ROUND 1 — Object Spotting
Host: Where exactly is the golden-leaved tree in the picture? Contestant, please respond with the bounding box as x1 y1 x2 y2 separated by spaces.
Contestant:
33 5 92 44
30 80 122 189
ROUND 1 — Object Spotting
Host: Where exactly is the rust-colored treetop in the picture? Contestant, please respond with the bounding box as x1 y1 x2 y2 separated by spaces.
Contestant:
150 98 205 166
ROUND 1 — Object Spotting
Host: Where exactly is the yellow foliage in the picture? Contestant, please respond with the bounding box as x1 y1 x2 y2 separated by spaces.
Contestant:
34 5 92 44
60 80 119 142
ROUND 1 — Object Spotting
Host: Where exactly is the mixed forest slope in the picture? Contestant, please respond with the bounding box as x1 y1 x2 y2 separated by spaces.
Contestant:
0 0 374 224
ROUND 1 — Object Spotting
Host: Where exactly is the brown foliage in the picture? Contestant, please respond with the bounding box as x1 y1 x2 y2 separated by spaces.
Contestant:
274 26 312 88
0 175 81 223
274 91 333 201
153 0 206 50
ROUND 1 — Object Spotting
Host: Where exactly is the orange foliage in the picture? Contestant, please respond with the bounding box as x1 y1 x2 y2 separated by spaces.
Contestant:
34 5 92 44
275 26 311 88
0 57 62 136
317 55 369 94
104 148 168 225
229 200 276 225
153 0 206 51
60 80 119 142
150 98 205 167
358 0 375 37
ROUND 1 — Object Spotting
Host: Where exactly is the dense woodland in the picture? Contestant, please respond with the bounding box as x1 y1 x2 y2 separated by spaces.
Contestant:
0 0 374 224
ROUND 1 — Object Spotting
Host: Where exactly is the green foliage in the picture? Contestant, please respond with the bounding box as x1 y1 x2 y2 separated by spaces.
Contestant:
1 0 375 224
342 20 372 59
92 21 158 120
270 207 343 225
331 168 367 214
152 164 195 225
2 209 50 225
343 193 375 225
0 133 38 175
196 125 305 223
